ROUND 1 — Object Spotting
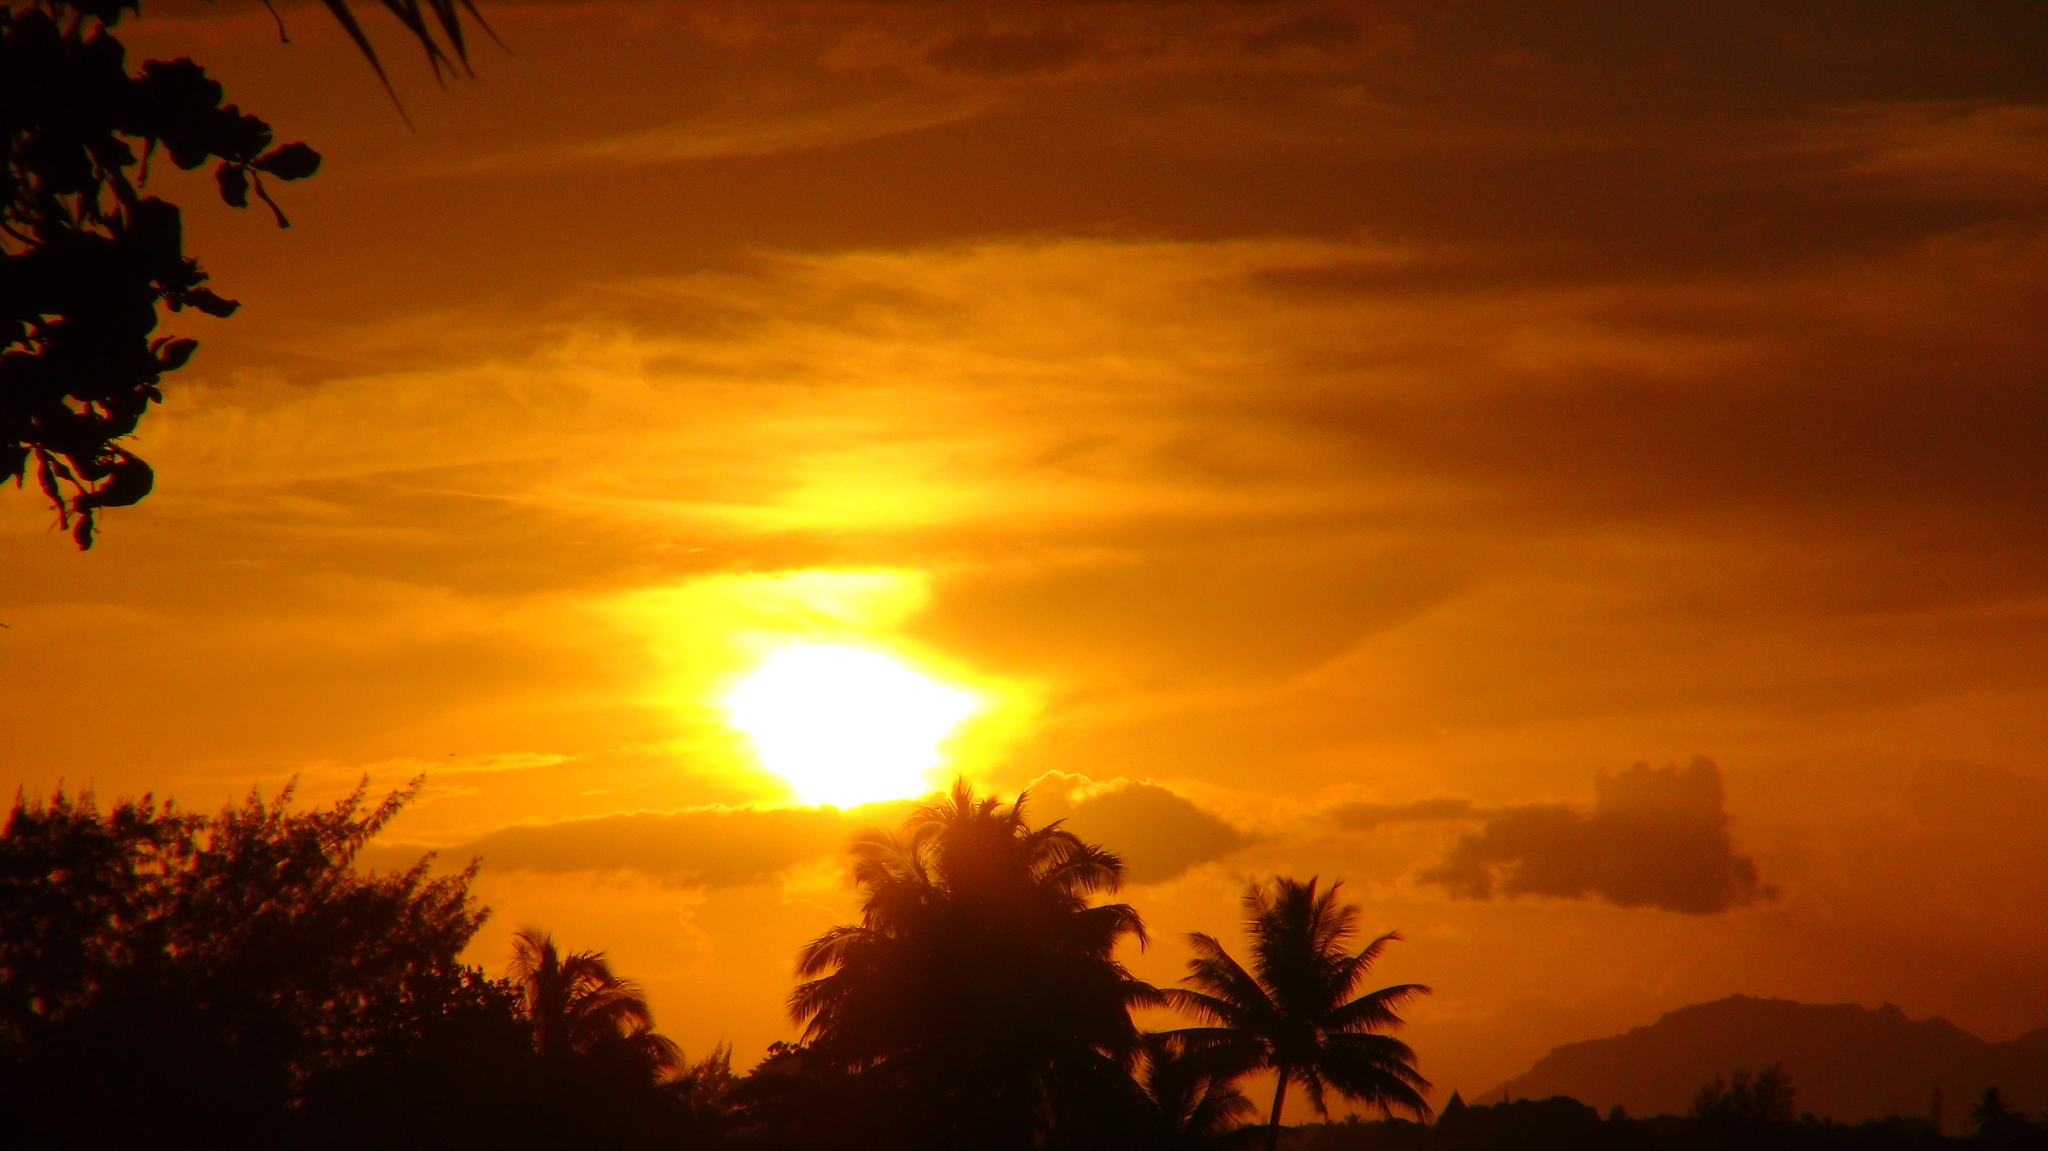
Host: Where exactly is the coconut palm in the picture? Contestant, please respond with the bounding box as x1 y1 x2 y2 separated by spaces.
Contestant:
1973 1087 2033 1139
1135 1032 1260 1149
789 779 1159 1149
507 929 680 1080
1167 877 1431 1151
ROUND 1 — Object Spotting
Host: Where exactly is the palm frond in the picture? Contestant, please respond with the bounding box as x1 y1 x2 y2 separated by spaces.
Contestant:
1073 901 1150 952
1040 836 1127 898
314 0 500 118
1311 880 1360 953
1325 982 1431 1033
1295 1062 1331 1118
624 1026 685 1074
793 924 871 978
1162 1025 1268 1075
1180 932 1274 1021
1329 929 1400 999
1317 1031 1433 1118
1161 988 1252 1031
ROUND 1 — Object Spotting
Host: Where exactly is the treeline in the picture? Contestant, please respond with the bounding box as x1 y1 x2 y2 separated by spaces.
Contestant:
3 780 2044 1151
1289 1083 2048 1151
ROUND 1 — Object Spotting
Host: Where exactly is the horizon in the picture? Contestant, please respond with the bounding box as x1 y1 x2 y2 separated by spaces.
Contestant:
6 0 2048 1120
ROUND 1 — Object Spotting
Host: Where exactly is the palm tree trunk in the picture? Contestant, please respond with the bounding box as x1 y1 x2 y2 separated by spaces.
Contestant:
1266 1071 1290 1151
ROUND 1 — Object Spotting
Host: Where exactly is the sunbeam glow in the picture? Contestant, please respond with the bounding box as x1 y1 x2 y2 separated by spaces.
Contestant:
724 644 980 806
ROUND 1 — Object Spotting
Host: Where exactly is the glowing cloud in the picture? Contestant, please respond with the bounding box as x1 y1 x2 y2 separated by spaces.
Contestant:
724 644 980 807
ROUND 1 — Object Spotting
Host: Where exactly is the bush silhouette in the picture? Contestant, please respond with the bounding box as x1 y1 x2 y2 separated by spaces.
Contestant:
0 778 483 1147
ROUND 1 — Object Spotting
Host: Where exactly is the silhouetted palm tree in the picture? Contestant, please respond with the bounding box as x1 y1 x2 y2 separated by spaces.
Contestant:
1167 877 1431 1151
1136 1032 1260 1149
790 779 1159 1149
507 929 680 1080
1973 1087 2033 1140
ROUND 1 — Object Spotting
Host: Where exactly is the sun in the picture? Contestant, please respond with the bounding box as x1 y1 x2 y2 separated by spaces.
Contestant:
724 644 981 807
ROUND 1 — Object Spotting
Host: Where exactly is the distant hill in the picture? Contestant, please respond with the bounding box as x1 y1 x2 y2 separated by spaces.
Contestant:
1486 995 2048 1126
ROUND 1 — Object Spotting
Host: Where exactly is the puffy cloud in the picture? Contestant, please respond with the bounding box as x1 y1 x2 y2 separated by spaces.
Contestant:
1418 758 1770 914
1027 773 1252 883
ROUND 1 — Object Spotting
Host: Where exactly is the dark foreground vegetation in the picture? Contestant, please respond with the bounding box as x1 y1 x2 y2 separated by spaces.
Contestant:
1288 1082 2048 1151
5 0 479 548
4 779 2045 1151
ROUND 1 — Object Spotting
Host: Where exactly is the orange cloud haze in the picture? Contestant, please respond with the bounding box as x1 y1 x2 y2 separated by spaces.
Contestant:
6 0 2048 1104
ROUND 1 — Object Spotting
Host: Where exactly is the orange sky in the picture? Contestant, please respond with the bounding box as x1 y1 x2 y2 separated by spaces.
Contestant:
6 0 2048 1106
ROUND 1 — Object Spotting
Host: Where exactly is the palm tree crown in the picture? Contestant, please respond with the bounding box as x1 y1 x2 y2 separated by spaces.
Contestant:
508 929 681 1080
790 779 1159 1148
1167 877 1431 1151
1135 1032 1260 1149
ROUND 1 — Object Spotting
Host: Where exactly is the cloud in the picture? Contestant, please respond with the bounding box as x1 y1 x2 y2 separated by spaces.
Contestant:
1241 10 1370 58
1901 759 2048 840
1329 796 1480 830
1788 102 2048 202
365 775 1249 890
371 803 881 887
431 90 996 175
1822 760 2048 939
1418 758 1770 914
926 29 1090 77
1027 772 1252 883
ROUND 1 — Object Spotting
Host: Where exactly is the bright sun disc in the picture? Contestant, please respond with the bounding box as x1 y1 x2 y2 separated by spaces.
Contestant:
725 644 980 806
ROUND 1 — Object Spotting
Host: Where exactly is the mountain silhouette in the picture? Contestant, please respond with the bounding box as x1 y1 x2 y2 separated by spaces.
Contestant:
1486 995 2048 1126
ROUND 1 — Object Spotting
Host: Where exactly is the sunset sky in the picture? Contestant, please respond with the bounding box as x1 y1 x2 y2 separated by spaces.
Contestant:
6 0 2048 1105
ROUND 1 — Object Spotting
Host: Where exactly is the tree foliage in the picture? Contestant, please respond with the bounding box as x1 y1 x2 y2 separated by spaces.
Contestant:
1692 1064 1798 1127
2 0 321 546
1134 1031 1264 1150
0 777 487 1145
1974 1089 2042 1147
1168 877 1433 1151
789 779 1161 1149
508 927 683 1079
4 0 490 548
1290 1074 2048 1151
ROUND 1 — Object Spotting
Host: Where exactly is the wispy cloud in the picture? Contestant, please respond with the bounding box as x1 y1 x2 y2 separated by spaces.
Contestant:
426 89 996 175
1787 101 2048 200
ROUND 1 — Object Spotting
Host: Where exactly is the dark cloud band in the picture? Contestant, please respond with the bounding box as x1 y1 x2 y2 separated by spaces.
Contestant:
368 777 1251 889
1417 758 1771 914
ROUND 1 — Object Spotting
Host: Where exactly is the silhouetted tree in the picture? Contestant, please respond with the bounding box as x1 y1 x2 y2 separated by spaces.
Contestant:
1427 1094 1607 1151
789 779 1160 1150
1973 1087 2042 1146
667 1041 739 1128
306 933 723 1151
1167 877 1432 1151
2 0 320 546
296 966 539 1151
1291 1090 2026 1151
729 1038 914 1151
4 0 487 547
508 928 682 1080
1135 1031 1262 1149
0 777 485 1147
1691 1064 1797 1127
